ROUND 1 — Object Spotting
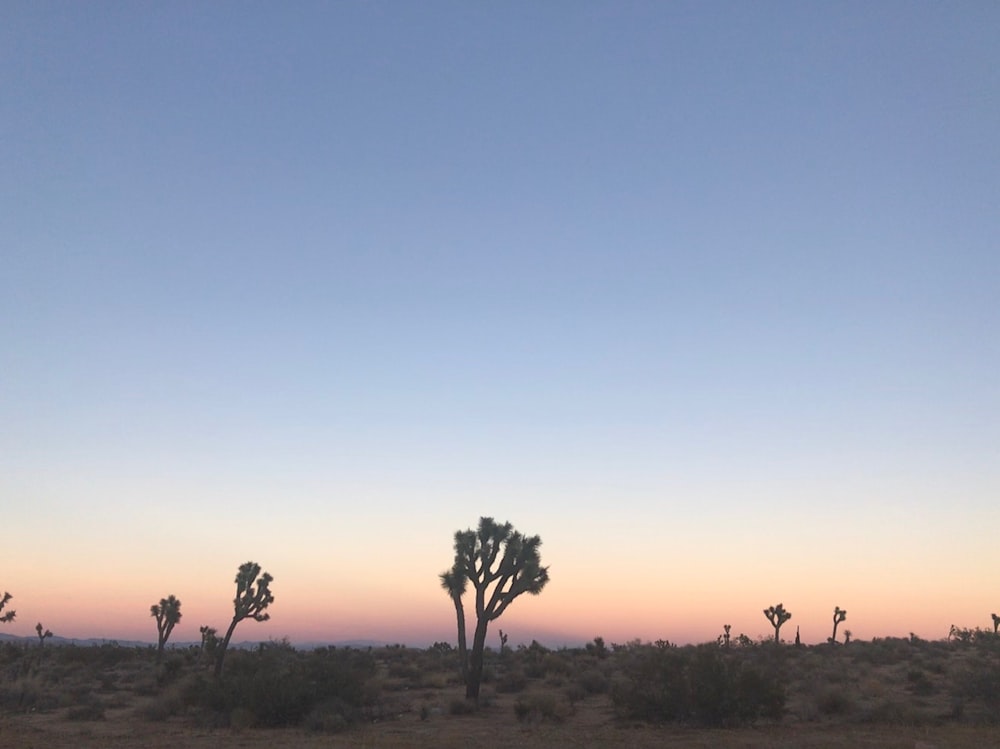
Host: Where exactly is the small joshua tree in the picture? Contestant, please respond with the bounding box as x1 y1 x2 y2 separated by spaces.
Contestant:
763 603 792 644
723 624 731 648
35 622 53 647
992 613 999 634
151 595 182 662
844 629 852 645
214 562 274 678
200 625 219 661
829 606 847 644
0 591 14 624
498 629 509 656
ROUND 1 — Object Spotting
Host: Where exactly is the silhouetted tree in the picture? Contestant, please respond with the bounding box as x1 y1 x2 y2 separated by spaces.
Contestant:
992 613 999 634
829 606 847 644
441 517 549 702
35 622 53 647
722 624 731 648
0 591 14 624
150 595 182 662
763 603 792 644
843 629 852 645
200 625 219 661
439 568 469 685
214 562 274 678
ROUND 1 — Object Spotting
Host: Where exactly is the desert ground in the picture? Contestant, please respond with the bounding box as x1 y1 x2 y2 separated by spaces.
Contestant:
2 633 999 748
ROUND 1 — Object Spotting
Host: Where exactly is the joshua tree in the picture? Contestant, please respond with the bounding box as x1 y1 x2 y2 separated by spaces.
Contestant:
440 517 549 702
150 595 182 662
829 606 847 644
214 562 274 678
844 629 852 645
498 628 509 656
35 622 53 646
992 613 999 634
200 625 219 661
0 591 14 624
722 624 731 648
439 568 469 685
763 603 792 644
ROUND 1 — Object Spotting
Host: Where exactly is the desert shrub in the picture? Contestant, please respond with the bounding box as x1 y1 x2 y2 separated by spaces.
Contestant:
183 645 375 729
495 667 528 693
513 693 567 723
853 638 914 667
576 667 610 694
611 644 785 727
518 640 550 678
951 656 1000 724
815 687 854 716
65 694 106 721
304 699 352 733
905 668 936 696
564 682 587 707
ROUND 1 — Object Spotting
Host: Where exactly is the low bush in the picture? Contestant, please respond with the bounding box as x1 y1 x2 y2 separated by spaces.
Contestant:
611 643 785 727
183 645 376 728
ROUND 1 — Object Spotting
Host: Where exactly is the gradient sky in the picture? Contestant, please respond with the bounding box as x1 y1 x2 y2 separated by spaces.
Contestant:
2 2 998 648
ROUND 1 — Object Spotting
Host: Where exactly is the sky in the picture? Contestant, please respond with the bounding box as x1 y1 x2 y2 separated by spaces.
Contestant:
2 2 998 649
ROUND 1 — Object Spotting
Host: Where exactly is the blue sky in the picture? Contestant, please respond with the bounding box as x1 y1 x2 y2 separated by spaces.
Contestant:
2 2 998 645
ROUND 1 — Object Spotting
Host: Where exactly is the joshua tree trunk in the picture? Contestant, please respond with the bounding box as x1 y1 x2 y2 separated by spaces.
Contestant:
450 592 468 685
466 617 490 701
214 618 240 678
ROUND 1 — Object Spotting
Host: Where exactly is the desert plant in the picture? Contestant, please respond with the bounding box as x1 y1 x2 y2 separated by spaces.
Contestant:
585 636 608 658
0 591 14 623
763 603 792 644
993 613 999 634
611 643 785 727
35 622 53 647
214 562 274 678
440 517 549 702
150 595 182 662
829 606 847 644
439 568 469 685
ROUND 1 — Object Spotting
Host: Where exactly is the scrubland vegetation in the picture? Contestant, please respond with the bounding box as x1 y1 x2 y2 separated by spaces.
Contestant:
1 630 1000 747
3 523 998 746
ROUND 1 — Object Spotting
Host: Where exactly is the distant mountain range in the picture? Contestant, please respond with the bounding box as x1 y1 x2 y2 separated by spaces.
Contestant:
0 632 386 650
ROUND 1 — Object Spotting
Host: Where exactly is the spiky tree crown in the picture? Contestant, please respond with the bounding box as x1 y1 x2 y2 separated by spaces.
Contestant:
833 606 847 623
764 603 792 626
0 592 14 624
151 595 183 626
233 562 274 622
449 516 549 621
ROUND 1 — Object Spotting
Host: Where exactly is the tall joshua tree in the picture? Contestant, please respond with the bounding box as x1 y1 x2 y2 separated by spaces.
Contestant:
439 568 469 685
214 562 274 678
36 622 53 647
0 591 14 624
151 595 182 662
441 517 549 702
763 603 792 644
829 606 847 644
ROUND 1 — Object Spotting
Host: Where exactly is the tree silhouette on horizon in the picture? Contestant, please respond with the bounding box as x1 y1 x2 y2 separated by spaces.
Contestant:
440 517 549 702
214 562 274 678
151 595 182 662
0 591 14 624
